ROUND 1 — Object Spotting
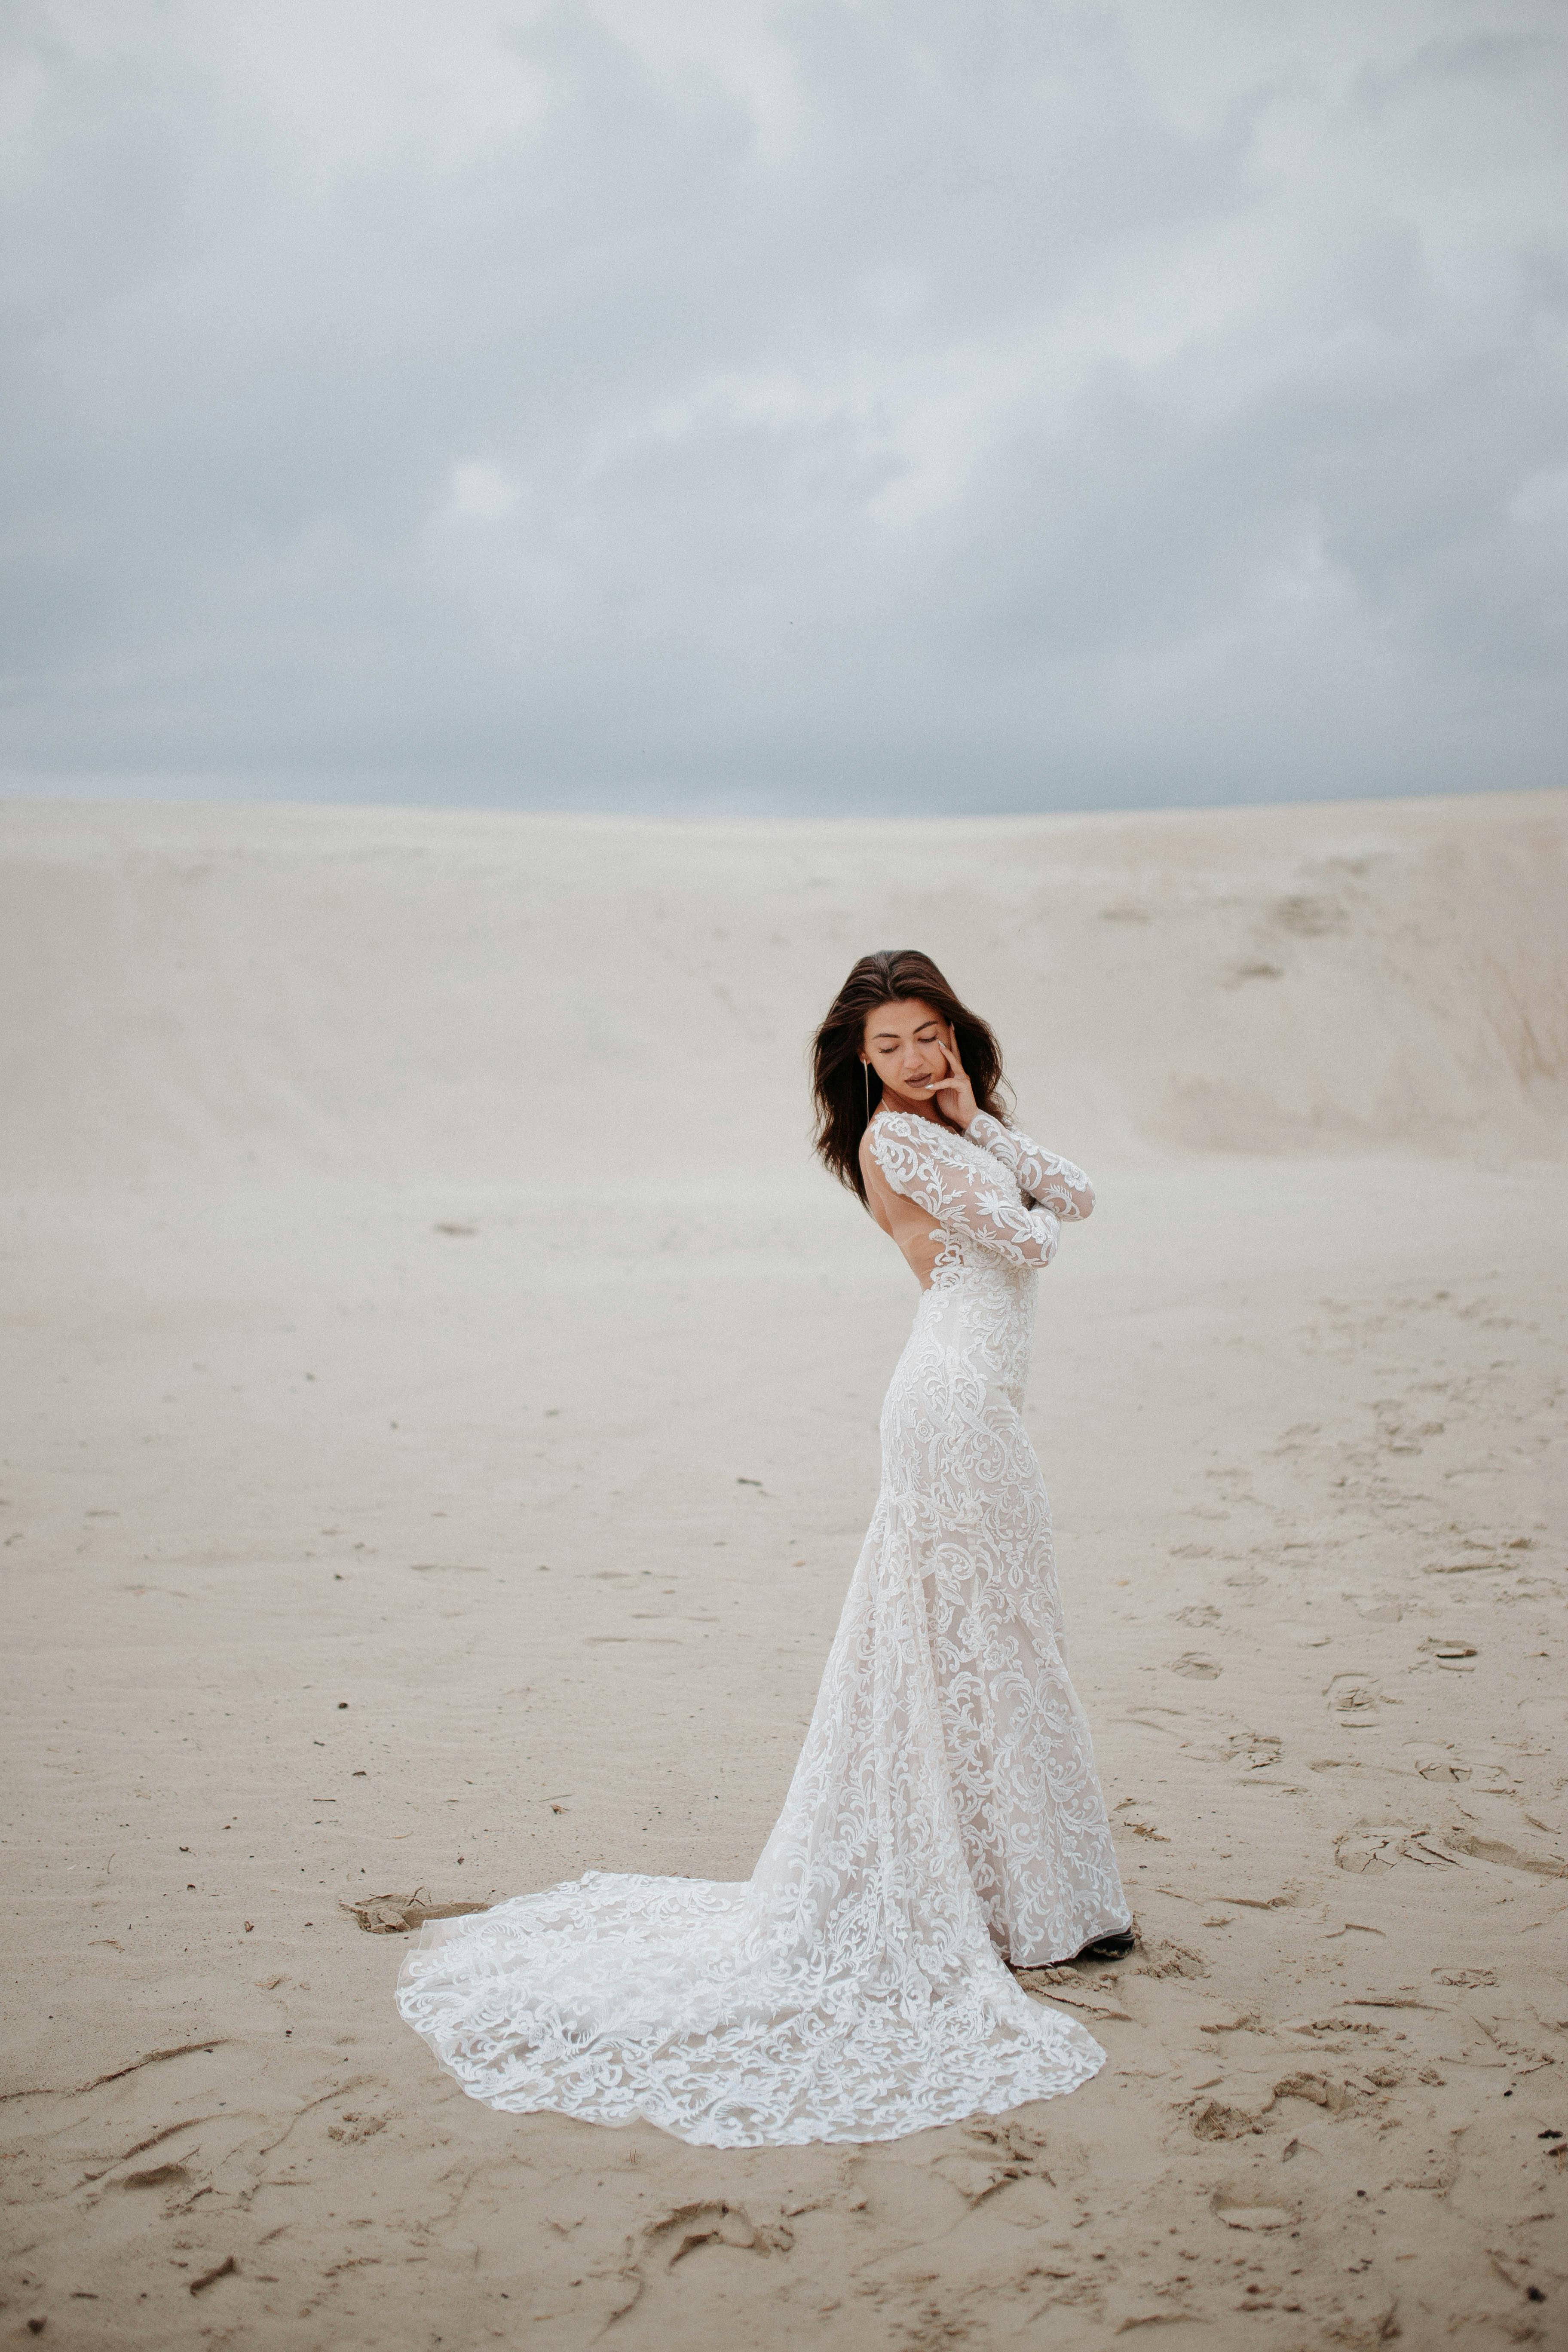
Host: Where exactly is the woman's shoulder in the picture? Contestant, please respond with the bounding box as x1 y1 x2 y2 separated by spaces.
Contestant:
866 1109 971 1163
864 1108 921 1152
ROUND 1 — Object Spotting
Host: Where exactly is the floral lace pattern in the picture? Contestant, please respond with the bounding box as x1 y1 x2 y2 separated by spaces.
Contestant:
396 1109 1129 2148
966 1109 1096 1221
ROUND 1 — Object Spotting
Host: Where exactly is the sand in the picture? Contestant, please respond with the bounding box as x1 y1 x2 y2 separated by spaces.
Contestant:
2 789 1565 2350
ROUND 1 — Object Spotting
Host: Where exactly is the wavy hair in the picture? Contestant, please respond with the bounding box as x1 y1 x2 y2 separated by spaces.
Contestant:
810 949 1010 1204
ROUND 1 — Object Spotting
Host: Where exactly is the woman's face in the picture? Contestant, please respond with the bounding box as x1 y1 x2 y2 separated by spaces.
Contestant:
861 998 952 1105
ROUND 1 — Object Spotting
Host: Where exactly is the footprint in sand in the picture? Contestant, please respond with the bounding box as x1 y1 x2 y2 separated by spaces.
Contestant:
643 2202 790 2266
1226 1731 1282 1769
1334 1824 1460 1874
1174 1604 1221 1629
1324 1673 1380 1726
1170 1651 1222 1679
1334 1826 1408 1874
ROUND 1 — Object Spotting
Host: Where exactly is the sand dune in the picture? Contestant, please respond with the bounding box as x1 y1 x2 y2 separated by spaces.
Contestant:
3 790 1565 2349
5 790 1565 1188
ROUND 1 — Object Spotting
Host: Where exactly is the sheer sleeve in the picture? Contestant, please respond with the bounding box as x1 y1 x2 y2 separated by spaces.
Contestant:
965 1112 1094 1221
869 1114 1061 1269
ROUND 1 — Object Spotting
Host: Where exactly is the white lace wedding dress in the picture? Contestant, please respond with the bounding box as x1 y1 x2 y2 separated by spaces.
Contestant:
396 1108 1130 2147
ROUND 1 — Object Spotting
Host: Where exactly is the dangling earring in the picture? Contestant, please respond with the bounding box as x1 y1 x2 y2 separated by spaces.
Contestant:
863 1059 870 1122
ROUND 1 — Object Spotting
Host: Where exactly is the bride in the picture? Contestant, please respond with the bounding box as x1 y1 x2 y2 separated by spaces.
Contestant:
396 948 1132 2147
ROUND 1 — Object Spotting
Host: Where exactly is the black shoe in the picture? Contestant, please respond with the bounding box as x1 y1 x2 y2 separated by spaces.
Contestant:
1068 1929 1136 1965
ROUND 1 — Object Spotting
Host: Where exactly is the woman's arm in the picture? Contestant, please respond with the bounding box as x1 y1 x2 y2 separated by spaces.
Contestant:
869 1115 1062 1269
965 1112 1095 1222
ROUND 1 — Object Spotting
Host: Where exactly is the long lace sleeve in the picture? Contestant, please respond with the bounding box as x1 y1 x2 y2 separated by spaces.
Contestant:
869 1114 1061 1269
965 1112 1094 1221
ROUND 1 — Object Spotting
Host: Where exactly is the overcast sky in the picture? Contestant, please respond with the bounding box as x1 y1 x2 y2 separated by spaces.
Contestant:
3 0 1565 814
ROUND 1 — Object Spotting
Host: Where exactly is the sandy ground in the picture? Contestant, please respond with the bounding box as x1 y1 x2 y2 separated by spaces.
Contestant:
2 791 1565 2351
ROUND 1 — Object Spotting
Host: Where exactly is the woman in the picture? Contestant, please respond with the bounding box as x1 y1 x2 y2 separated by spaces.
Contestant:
396 949 1131 2147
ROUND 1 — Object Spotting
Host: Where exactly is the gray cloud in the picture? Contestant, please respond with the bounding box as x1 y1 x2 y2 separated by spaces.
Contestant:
2 0 1565 812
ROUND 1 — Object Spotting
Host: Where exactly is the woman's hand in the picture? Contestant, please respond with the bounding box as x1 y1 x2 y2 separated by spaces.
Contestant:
930 1033 979 1130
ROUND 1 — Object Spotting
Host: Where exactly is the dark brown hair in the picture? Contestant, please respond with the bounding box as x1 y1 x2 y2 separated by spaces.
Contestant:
810 949 1011 1204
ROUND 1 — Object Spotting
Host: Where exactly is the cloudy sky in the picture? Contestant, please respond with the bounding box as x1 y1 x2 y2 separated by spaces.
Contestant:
3 0 1565 813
